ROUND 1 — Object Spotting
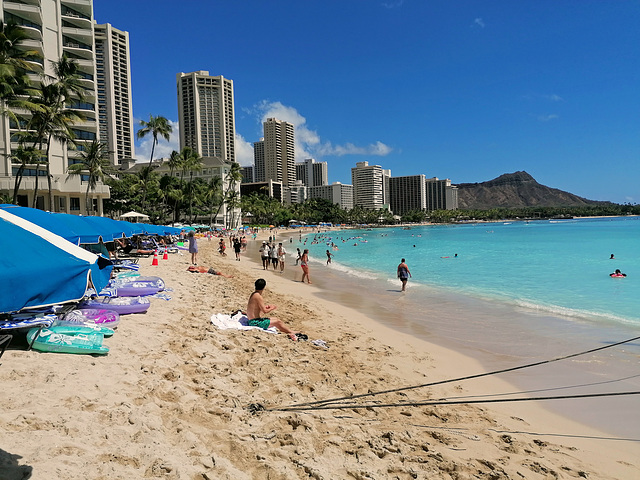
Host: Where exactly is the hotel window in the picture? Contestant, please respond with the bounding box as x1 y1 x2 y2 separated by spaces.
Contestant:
70 197 81 211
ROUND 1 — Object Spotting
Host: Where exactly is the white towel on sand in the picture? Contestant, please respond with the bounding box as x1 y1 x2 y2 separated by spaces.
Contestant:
210 312 278 334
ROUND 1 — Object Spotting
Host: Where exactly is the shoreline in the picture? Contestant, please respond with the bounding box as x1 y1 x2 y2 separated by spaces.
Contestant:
274 228 640 440
0 235 638 478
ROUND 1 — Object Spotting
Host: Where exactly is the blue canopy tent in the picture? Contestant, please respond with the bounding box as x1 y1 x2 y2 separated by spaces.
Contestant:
0 204 93 244
140 224 183 236
0 205 148 244
0 209 112 313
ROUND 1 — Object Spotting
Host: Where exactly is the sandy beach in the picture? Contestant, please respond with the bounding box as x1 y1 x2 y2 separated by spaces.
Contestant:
1 234 639 480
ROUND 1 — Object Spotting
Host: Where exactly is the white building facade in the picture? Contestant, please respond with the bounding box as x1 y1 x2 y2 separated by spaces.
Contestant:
296 158 328 187
351 161 390 210
94 22 134 166
308 182 353 210
177 70 236 162
263 117 295 186
0 0 111 214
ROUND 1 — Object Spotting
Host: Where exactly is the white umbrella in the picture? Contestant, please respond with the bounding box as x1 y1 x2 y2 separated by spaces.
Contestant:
119 211 150 222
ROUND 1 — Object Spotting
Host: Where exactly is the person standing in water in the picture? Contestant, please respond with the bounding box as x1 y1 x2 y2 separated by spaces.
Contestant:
397 258 411 292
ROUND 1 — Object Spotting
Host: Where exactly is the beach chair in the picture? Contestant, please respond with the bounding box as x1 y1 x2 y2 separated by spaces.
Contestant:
0 313 57 350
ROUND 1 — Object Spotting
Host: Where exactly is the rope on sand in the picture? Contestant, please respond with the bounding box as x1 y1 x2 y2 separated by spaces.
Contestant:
262 334 640 413
267 390 640 412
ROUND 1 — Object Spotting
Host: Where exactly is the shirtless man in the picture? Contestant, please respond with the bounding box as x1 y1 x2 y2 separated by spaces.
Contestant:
247 278 298 340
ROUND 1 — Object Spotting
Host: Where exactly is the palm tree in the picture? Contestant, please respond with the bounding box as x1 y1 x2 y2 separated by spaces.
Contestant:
67 140 115 215
203 176 223 226
212 161 243 227
27 82 81 208
180 147 202 222
137 115 172 209
167 149 183 177
10 145 41 204
0 21 40 120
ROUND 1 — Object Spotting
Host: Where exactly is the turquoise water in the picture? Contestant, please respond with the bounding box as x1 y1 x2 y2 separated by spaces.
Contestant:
301 216 640 328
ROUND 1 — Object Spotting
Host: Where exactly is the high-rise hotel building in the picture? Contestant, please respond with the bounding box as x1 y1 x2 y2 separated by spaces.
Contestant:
388 175 427 215
263 117 295 186
296 158 328 187
0 0 116 214
351 161 390 210
94 22 134 166
176 70 236 162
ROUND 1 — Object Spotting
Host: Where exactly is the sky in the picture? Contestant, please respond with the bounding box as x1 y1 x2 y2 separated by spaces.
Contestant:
93 0 640 204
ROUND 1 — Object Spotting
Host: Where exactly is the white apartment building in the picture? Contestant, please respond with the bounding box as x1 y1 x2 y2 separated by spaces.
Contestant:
285 180 306 204
351 161 390 210
94 22 134 166
296 158 328 187
262 117 295 186
308 182 354 210
177 70 236 162
0 0 110 214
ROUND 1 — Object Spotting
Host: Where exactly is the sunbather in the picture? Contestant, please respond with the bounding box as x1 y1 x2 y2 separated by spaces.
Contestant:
187 265 233 278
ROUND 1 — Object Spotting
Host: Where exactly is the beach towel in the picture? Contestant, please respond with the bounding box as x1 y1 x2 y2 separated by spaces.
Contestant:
210 312 278 334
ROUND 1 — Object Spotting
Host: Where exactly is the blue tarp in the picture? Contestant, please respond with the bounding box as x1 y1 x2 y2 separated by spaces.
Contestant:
0 210 112 313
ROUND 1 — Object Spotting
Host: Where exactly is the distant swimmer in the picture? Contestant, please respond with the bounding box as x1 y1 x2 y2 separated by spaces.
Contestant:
610 269 627 278
397 258 412 292
610 254 615 259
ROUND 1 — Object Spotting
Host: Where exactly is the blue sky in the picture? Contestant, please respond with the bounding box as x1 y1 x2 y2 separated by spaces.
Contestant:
94 0 640 204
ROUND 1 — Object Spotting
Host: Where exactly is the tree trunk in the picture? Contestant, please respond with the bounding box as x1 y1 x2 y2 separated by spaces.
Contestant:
12 165 25 204
140 138 156 209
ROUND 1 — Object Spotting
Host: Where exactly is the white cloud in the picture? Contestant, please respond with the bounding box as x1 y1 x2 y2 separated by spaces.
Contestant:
315 141 393 157
544 94 564 102
474 18 486 28
250 100 391 160
134 119 180 162
382 0 404 8
537 114 559 122
235 133 255 166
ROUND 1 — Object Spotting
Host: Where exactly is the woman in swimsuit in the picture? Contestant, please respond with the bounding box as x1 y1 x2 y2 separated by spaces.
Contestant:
300 249 312 284
397 258 411 292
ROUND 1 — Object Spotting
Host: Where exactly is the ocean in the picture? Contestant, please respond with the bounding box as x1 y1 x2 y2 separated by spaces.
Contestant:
290 217 640 438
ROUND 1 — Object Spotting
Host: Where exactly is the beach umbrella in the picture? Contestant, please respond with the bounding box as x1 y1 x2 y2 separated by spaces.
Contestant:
119 211 149 222
0 209 112 313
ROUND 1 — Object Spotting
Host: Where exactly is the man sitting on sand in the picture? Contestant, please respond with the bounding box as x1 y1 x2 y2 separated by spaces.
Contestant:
247 278 298 340
187 265 233 278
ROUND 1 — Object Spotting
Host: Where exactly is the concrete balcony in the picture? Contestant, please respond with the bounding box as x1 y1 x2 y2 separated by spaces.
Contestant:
3 1 42 20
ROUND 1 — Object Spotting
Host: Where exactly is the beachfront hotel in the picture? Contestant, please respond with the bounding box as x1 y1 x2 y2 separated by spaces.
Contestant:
176 70 236 162
426 177 458 211
0 0 134 215
308 182 354 210
388 175 427 215
351 161 391 210
296 158 328 187
94 22 134 166
260 117 295 187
